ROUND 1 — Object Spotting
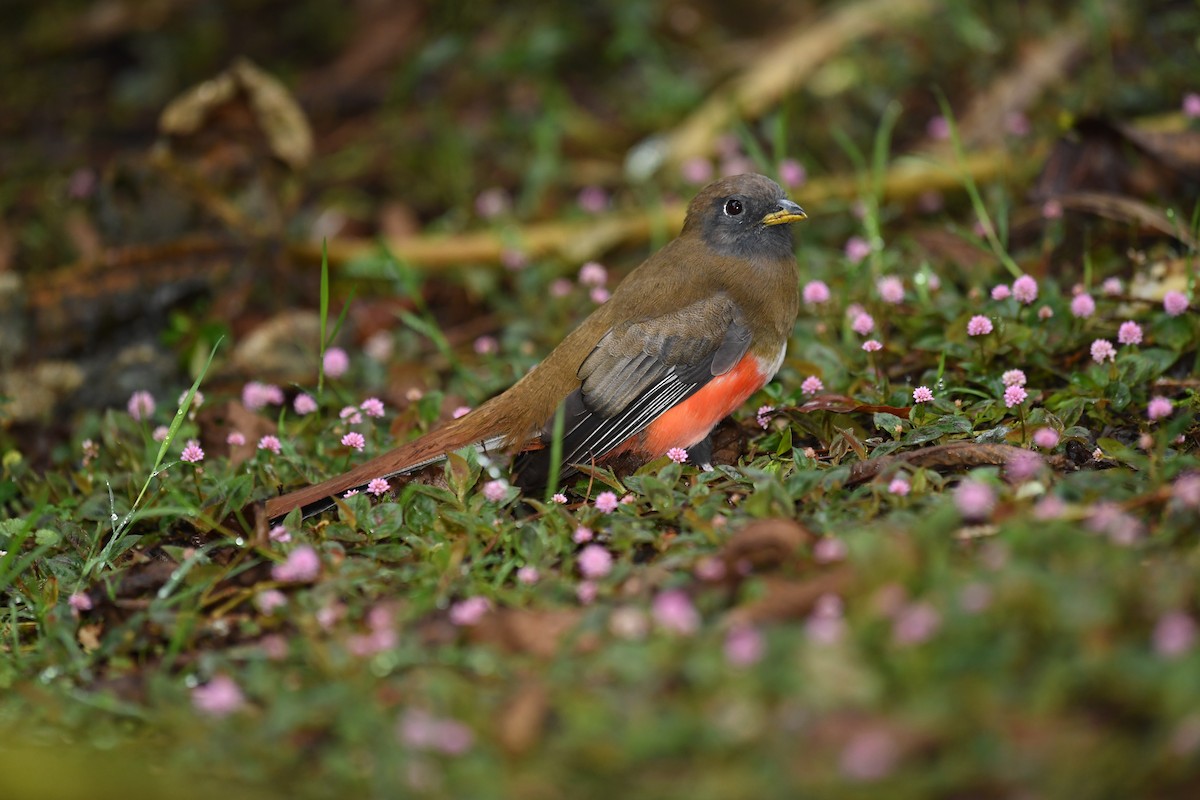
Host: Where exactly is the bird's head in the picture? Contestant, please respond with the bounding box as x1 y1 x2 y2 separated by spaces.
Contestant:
684 173 807 260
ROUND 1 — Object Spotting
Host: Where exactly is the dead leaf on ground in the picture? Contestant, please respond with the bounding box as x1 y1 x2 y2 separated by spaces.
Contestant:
847 441 1072 486
198 400 278 469
465 608 588 659
496 680 550 756
720 518 816 574
725 569 854 626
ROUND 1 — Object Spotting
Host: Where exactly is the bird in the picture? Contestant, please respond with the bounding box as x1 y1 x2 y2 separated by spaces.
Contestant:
265 173 806 522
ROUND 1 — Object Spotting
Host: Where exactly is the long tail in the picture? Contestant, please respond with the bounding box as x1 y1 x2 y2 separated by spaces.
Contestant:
264 419 507 522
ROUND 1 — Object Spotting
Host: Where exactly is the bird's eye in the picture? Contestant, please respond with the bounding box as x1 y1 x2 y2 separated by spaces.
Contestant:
724 198 743 216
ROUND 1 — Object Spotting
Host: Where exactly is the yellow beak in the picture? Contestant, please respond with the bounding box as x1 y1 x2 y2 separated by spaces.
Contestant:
761 198 808 226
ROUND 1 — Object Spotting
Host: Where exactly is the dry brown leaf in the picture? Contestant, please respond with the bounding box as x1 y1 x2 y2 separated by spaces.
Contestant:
496 681 550 756
847 441 1071 486
726 569 853 626
467 608 587 659
720 518 816 573
77 623 103 652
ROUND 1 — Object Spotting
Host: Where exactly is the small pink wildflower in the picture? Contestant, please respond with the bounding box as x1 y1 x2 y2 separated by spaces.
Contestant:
576 581 598 605
68 592 92 612
877 276 904 304
1148 396 1174 421
153 426 169 442
888 477 911 496
256 589 288 614
1003 385 1027 408
1001 369 1026 387
801 375 824 395
482 479 508 502
861 339 882 353
756 405 775 429
577 186 608 214
840 729 899 782
1007 450 1042 482
1155 612 1197 658
550 278 573 297
272 545 320 583
1090 339 1116 363
343 489 358 498
339 405 363 425
226 431 245 447
590 287 611 304
180 440 205 463
1102 277 1123 296
991 284 1012 301
1012 275 1038 304
1042 199 1063 219
1172 474 1200 509
1006 112 1031 136
652 589 700 635
517 566 540 585
294 393 318 415
452 406 472 419
475 186 510 218
257 435 282 455
1117 321 1143 346
1038 305 1054 320
680 156 714 184
578 261 608 287
594 491 619 513
892 602 942 646
666 447 688 463
779 158 806 187
917 190 944 213
81 439 99 466
851 312 875 335
802 280 831 305
552 493 568 504
967 315 993 336
360 397 385 418
127 391 156 421
912 386 934 403
341 432 365 451
268 524 291 543
1070 293 1096 318
192 675 245 717
1184 93 1200 119
724 625 766 667
927 115 951 140
322 347 349 377
694 557 726 582
578 545 613 578
449 596 490 626
1164 291 1189 317
399 710 475 756
473 335 498 355
805 593 846 645
813 537 848 564
572 526 593 543
1032 427 1059 449
367 477 390 496
844 236 871 264
955 480 995 521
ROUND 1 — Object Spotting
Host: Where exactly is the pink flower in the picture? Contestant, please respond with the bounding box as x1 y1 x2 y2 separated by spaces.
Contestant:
805 593 846 645
813 537 848 563
257 435 282 455
1006 112 1031 136
1087 503 1143 545
180 389 203 408
917 190 943 213
578 261 608 287
590 287 611 304
449 596 490 626
801 375 824 395
1090 339 1116 363
851 312 875 335
926 115 951 140
127 391 156 421
576 581 598 605
242 381 284 410
844 236 872 264
912 386 934 403
1148 396 1174 421
256 589 288 614
272 545 320 582
653 589 700 635
1070 293 1096 318
1184 92 1200 119
779 158 806 187
152 426 169 442
1117 321 1143 346
1155 612 1197 658
680 157 714 184
594 491 619 513
1042 199 1063 219
294 393 318 415
756 405 775 429
877 276 904 304
482 479 508 502
572 526 593 543
888 477 911 496
724 625 765 667
503 248 528 271
323 347 349 377
180 440 205 463
81 439 99 466
473 336 498 355
1012 275 1038 304
803 279 832 305
268 524 291 543
892 601 942 646
959 582 993 614
1173 474 1200 509
578 544 613 578
862 339 883 352
1001 369 1027 387
1164 291 1189 317
68 592 92 612
1003 385 1027 408
1034 495 1066 520
192 675 245 717
577 186 608 214
341 432 366 451
967 315 993 336
550 278 573 297
367 477 390 496
398 709 474 755
359 398 385 418
475 186 511 218
840 729 899 782
517 566 540 585
339 405 363 425
991 284 1012 301
1037 305 1054 320
1033 427 1059 449
551 493 568 504
226 431 245 447
694 557 726 582
452 406 471 419
1102 277 1123 296
955 480 995 520
1006 450 1042 482
666 447 688 463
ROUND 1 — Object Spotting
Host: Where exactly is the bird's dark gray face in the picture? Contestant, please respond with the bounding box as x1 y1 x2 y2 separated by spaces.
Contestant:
695 174 807 260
